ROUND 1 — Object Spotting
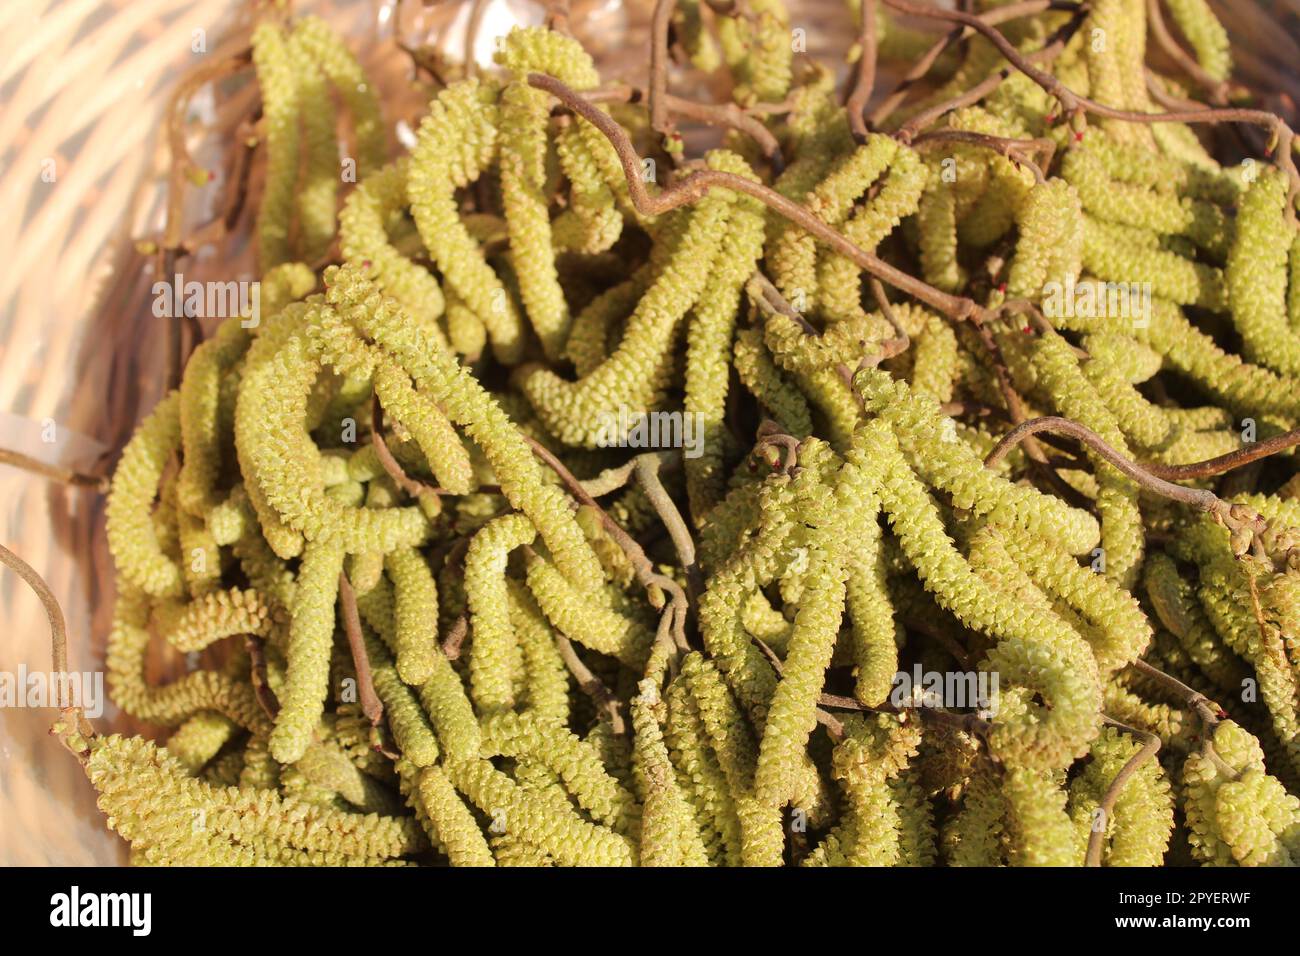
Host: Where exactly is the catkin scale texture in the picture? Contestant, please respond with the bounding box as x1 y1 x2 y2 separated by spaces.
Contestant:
34 2 1298 870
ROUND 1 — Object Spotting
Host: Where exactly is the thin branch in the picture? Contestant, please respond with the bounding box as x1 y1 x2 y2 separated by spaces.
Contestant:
983 416 1266 533
158 48 252 390
554 83 784 168
1130 659 1225 727
634 453 703 606
650 0 676 139
580 449 678 498
913 128 1054 183
245 635 280 719
522 434 690 653
1141 427 1300 482
883 0 1300 216
527 73 993 324
747 272 818 334
867 277 912 362
371 395 443 502
846 0 879 141
1145 0 1230 104
870 0 1073 127
555 634 626 733
0 449 109 492
338 572 384 727
1086 716 1161 867
0 543 69 685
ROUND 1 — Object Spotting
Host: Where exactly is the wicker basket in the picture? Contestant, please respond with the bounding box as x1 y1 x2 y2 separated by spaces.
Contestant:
1 0 1294 866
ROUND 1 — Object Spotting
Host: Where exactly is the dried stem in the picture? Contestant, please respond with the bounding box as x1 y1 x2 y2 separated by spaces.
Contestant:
158 48 253 389
338 572 384 727
883 0 1300 216
984 415 1262 528
556 634 626 733
1145 0 1230 104
913 128 1054 183
870 0 1073 128
522 434 690 652
650 0 676 139
634 453 703 606
0 449 109 492
1130 658 1225 727
1086 716 1161 867
1141 427 1300 481
528 73 993 323
371 395 442 502
845 0 879 141
581 449 679 498
0 543 69 687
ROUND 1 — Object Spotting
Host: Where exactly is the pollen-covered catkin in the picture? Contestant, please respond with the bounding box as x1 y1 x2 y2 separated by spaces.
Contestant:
75 12 1300 871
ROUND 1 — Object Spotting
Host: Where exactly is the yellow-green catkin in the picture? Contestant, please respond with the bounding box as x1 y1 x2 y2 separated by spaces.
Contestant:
1227 170 1300 376
269 540 345 764
251 23 301 269
464 513 536 713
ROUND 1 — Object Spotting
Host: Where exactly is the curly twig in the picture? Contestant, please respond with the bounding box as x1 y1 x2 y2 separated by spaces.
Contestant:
845 0 880 141
884 0 1300 216
1086 716 1162 867
528 73 994 324
1141 427 1300 482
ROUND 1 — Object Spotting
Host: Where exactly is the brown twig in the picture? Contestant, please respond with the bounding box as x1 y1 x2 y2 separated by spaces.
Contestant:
555 634 626 733
158 48 253 390
581 449 679 498
983 416 1266 533
1145 0 1230 105
0 543 69 687
750 638 845 738
650 0 676 140
870 0 1073 128
913 128 1054 183
845 0 880 142
634 454 703 607
528 73 993 324
338 572 384 727
1140 427 1300 482
1130 659 1225 727
521 434 691 652
245 635 280 719
441 614 469 661
883 0 1300 217
747 272 818 334
1086 716 1161 867
0 449 109 492
556 82 783 167
371 395 443 502
867 277 912 363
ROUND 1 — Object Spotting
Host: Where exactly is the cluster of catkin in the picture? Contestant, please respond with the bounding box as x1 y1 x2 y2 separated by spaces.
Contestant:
68 0 1300 866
